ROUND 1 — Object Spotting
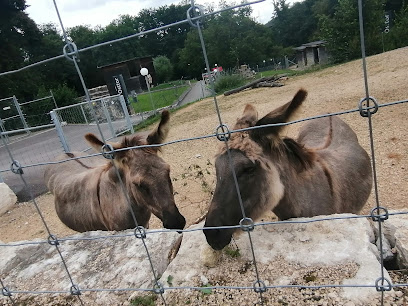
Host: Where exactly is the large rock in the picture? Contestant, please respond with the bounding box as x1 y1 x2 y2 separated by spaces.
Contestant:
383 210 408 268
0 183 17 216
0 230 181 305
160 215 396 305
1 214 404 305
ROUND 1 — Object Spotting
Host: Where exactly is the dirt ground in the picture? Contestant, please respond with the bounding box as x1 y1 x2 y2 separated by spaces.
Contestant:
0 47 407 244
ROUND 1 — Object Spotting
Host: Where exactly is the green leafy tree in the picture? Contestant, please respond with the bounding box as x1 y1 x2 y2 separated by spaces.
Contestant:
178 7 277 78
94 15 146 66
0 0 43 98
153 56 174 83
268 0 321 47
68 25 104 89
319 0 384 63
51 83 79 107
383 1 408 50
34 23 79 92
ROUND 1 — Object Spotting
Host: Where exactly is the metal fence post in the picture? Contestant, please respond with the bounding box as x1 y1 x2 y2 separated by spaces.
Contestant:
0 125 7 183
80 104 89 124
0 118 9 144
50 90 58 109
119 95 134 134
13 95 30 134
101 98 116 139
50 110 70 152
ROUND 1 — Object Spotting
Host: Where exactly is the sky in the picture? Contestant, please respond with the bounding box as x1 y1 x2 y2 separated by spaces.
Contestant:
25 0 294 30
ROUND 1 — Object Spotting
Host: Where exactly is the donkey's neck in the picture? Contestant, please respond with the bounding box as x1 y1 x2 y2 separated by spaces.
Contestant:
269 140 336 220
270 138 315 172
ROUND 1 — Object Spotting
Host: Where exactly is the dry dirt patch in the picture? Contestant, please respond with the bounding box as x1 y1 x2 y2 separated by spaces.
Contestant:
0 47 407 243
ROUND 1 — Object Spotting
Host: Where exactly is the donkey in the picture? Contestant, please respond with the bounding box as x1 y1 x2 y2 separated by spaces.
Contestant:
204 89 373 250
44 110 186 232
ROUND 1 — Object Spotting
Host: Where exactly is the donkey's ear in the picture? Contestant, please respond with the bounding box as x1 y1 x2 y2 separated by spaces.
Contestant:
85 133 104 152
85 133 121 153
233 104 258 129
250 89 307 141
147 110 170 145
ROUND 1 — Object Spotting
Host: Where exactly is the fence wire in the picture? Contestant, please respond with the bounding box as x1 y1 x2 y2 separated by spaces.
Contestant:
0 0 407 305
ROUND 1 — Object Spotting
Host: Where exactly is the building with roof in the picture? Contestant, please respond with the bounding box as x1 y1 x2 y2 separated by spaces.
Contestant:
293 41 329 69
98 57 156 96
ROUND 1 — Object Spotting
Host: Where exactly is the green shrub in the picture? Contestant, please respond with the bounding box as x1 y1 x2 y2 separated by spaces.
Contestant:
51 83 79 108
214 74 247 94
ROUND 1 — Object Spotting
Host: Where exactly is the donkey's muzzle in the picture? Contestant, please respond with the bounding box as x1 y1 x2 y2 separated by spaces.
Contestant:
163 213 186 230
203 226 233 250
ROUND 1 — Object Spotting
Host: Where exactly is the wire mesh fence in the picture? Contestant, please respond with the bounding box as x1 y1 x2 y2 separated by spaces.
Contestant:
0 0 407 305
0 96 29 140
19 91 58 128
52 94 135 152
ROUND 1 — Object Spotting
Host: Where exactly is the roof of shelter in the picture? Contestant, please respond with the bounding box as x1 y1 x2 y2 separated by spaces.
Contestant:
293 40 326 51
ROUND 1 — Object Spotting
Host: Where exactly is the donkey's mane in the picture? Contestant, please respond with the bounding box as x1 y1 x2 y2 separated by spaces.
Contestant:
121 134 159 154
279 138 315 171
217 132 263 162
218 132 314 172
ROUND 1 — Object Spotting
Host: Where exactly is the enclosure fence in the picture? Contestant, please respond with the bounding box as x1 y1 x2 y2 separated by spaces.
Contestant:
0 0 407 305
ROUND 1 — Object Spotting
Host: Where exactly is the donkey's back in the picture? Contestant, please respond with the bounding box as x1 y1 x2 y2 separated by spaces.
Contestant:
45 152 104 194
295 116 372 214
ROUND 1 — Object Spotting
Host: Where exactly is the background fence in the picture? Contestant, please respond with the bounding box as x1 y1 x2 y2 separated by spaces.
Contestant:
52 94 135 152
19 91 57 128
0 0 407 305
0 96 29 140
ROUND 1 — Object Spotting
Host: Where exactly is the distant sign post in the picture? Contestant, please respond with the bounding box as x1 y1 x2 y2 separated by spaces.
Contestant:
382 11 393 52
113 74 132 113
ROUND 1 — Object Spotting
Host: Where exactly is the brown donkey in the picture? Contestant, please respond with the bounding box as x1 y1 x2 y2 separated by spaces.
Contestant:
45 110 185 232
204 89 373 250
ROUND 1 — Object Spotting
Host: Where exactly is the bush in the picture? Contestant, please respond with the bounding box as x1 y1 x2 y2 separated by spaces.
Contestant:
153 56 174 84
214 73 247 94
51 83 79 108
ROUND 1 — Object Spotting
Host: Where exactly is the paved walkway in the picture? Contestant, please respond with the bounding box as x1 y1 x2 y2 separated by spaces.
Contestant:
0 80 213 201
177 80 212 107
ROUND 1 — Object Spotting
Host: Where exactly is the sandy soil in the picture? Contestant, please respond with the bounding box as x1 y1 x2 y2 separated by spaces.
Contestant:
0 47 407 244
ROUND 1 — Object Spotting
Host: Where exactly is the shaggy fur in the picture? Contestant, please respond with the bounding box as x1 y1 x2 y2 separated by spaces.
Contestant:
44 110 185 232
204 89 373 250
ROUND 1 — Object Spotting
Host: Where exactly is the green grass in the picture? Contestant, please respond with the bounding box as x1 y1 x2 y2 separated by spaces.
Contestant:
224 246 241 258
257 69 295 78
130 85 190 113
258 64 335 78
214 74 247 94
132 101 193 132
152 80 196 91
199 284 213 295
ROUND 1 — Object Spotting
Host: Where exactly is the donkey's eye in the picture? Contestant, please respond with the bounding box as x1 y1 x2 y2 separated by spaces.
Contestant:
240 165 256 176
138 183 150 194
244 166 256 175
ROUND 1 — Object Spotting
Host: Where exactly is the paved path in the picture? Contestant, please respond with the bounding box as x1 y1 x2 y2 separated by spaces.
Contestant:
176 80 212 107
0 81 212 201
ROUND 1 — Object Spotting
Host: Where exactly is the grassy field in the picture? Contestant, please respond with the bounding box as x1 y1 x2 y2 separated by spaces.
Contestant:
130 84 190 113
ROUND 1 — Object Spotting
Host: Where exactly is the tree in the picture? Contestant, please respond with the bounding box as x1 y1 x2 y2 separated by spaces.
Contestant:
68 25 104 89
178 7 277 78
386 1 408 49
268 0 321 47
153 56 174 83
319 0 384 63
0 0 43 98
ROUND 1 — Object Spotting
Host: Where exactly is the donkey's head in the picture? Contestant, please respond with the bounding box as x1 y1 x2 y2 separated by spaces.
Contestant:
204 89 308 250
85 110 186 230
